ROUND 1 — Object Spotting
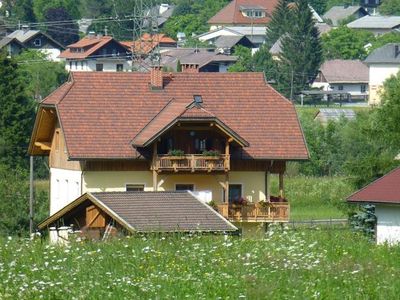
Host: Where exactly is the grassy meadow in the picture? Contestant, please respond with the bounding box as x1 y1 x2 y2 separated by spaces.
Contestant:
1 228 399 299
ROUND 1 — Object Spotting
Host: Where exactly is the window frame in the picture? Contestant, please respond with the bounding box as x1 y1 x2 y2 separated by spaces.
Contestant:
125 183 146 192
175 184 195 191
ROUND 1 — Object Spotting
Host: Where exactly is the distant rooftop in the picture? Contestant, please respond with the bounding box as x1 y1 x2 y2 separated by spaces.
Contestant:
319 59 368 83
323 6 368 26
364 43 400 64
347 15 400 29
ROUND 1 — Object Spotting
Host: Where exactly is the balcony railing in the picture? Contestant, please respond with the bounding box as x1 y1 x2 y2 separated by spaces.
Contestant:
217 202 289 222
153 154 230 172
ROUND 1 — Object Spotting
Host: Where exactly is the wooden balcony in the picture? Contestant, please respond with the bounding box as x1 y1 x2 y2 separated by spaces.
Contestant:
153 154 230 172
217 202 289 222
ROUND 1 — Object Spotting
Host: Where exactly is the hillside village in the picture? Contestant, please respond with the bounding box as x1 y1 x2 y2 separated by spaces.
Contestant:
1 0 400 298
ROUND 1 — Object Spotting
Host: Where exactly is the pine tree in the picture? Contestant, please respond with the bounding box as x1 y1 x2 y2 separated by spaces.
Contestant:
0 51 35 169
265 0 293 48
278 0 322 99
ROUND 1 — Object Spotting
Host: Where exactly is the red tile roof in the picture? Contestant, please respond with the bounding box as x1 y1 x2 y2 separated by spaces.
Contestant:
37 72 308 160
208 0 279 25
121 33 176 55
347 167 400 204
59 35 126 59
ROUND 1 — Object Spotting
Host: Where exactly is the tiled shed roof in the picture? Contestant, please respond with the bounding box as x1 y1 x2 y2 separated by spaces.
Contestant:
38 191 237 232
347 167 400 204
33 71 308 160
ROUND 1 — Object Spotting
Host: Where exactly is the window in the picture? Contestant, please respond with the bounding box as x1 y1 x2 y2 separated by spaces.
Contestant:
338 85 344 91
116 64 124 72
176 184 194 191
74 61 78 70
224 184 242 203
126 184 145 191
33 38 41 47
69 61 72 70
245 10 264 18
81 61 84 70
361 85 366 93
96 64 103 72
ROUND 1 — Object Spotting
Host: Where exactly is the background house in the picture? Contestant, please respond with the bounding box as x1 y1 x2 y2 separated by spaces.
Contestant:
208 0 279 30
347 16 400 36
312 59 369 101
155 48 238 72
347 167 400 245
0 37 25 56
323 5 369 26
2 27 64 61
59 34 131 72
121 33 177 57
364 43 400 105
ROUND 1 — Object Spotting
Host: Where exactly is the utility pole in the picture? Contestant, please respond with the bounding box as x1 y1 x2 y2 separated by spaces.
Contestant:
290 69 294 101
29 156 34 235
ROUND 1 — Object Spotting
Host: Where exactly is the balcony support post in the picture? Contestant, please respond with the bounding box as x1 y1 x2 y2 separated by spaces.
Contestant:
279 171 284 198
152 142 158 191
224 172 229 204
265 170 270 202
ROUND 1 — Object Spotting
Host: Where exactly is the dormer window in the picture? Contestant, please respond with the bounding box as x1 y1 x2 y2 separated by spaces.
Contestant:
244 10 264 18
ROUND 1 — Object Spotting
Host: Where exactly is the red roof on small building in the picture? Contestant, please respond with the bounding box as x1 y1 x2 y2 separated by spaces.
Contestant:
347 167 400 204
31 71 308 160
59 35 127 59
208 0 279 25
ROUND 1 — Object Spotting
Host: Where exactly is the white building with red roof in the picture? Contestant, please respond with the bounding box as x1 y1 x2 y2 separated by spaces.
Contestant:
347 167 400 245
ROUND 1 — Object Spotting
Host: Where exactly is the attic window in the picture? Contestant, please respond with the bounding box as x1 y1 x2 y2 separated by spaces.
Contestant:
34 38 41 47
194 95 203 104
244 10 264 18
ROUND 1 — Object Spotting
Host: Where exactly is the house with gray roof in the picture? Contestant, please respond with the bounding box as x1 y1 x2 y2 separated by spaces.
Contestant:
364 43 400 105
323 5 369 26
312 59 369 101
347 15 400 35
0 37 25 56
2 27 65 61
214 35 254 54
152 48 238 72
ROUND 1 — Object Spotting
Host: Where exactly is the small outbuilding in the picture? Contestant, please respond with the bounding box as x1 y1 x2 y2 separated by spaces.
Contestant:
347 167 400 245
314 108 356 124
38 191 237 243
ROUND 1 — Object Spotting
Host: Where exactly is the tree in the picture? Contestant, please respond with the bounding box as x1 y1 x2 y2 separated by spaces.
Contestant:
0 0 36 22
278 0 322 98
380 0 400 16
0 51 35 170
368 32 400 54
44 7 79 46
321 26 375 60
16 50 68 102
265 0 292 48
32 0 81 21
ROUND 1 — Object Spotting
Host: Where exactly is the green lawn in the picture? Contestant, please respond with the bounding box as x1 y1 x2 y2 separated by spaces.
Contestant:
273 176 354 221
1 229 399 299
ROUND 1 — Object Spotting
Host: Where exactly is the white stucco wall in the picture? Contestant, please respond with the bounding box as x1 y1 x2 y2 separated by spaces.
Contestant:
312 82 368 98
368 64 400 105
37 48 61 62
50 168 82 214
369 64 400 86
375 204 400 245
65 59 131 72
82 171 267 203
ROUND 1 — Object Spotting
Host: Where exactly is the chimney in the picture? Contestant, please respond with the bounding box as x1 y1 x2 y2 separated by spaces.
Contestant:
21 25 29 33
181 64 199 73
150 66 163 89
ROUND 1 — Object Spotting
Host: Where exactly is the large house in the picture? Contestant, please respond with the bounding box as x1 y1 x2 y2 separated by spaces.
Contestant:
312 59 369 101
364 43 400 105
347 167 400 245
1 27 64 61
29 68 308 236
208 0 279 30
59 34 131 72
